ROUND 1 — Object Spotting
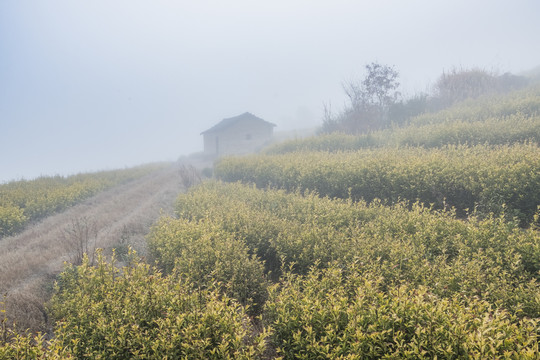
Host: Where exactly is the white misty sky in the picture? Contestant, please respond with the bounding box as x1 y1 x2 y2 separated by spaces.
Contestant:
1 0 539 182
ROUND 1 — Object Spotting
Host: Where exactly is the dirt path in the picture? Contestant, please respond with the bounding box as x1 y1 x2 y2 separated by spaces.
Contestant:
0 165 184 333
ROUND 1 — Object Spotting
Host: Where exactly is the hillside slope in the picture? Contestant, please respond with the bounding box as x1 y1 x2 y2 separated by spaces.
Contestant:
0 165 184 333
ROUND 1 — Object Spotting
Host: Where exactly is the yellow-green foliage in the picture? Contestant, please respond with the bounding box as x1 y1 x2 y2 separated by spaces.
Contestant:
216 143 540 224
3 181 540 357
0 204 27 237
172 182 540 318
148 217 269 313
45 251 267 359
395 113 540 148
411 85 540 126
265 132 385 154
165 182 540 356
0 164 164 237
265 266 539 359
0 332 64 360
267 112 540 154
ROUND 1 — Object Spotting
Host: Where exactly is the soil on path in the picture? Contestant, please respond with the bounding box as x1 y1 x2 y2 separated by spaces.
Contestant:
0 165 184 333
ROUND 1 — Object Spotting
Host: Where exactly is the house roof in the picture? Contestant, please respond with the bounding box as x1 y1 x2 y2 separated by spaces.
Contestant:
201 112 276 135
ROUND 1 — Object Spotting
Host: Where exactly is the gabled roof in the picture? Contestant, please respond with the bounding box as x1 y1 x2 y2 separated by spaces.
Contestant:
201 112 276 135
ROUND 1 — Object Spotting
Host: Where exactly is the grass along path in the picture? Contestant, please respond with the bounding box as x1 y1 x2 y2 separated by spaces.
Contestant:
0 165 184 334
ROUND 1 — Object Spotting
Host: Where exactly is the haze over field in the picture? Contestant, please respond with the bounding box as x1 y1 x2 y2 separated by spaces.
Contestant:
1 0 539 182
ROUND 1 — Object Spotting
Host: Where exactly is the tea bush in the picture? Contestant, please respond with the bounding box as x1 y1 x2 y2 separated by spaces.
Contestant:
410 85 540 127
173 182 540 319
147 217 269 313
0 331 63 359
216 144 540 224
265 132 386 154
394 113 540 148
46 251 267 359
265 265 539 359
3 181 540 357
0 205 27 238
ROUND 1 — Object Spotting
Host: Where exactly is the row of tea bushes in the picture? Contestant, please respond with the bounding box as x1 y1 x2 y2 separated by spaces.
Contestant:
3 259 537 358
410 85 540 127
264 132 385 154
153 182 540 319
0 164 166 237
265 112 540 154
130 181 540 356
266 266 539 359
2 182 539 357
394 112 540 148
217 143 540 224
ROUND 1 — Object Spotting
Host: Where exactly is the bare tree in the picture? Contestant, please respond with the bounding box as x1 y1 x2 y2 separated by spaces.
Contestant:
179 164 202 189
62 217 99 265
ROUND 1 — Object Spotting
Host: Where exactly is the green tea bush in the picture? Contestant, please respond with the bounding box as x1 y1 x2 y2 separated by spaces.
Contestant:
173 182 540 319
265 265 539 359
147 217 269 313
0 205 27 237
265 87 540 155
216 143 540 224
411 85 540 127
264 132 386 154
267 110 540 154
47 251 267 359
395 113 540 147
0 331 63 359
173 182 371 276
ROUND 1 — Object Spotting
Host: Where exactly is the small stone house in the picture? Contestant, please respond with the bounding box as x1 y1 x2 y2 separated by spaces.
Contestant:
201 112 276 157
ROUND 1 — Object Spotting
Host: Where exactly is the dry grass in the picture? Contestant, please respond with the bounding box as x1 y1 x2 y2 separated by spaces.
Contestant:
0 166 184 334
178 163 202 189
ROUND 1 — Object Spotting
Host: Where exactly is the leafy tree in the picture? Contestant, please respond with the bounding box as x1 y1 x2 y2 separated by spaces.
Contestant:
321 62 400 134
344 62 400 110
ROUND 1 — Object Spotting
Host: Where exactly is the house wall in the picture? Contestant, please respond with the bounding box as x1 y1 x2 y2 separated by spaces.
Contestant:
204 118 273 157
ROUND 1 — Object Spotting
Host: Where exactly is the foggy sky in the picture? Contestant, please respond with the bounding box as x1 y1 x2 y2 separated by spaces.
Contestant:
1 0 539 182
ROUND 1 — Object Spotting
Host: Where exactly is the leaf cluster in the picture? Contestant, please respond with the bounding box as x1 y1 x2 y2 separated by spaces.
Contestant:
42 251 266 359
